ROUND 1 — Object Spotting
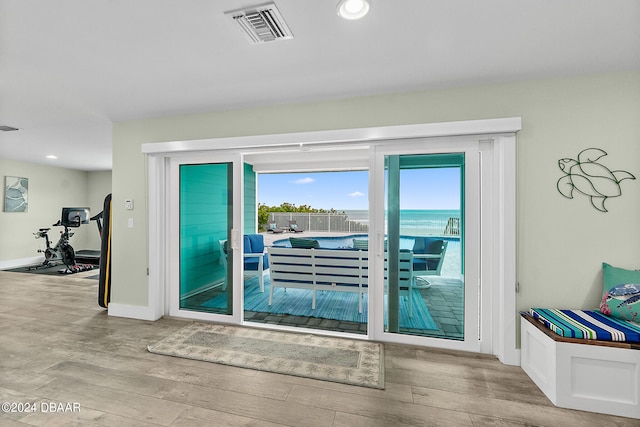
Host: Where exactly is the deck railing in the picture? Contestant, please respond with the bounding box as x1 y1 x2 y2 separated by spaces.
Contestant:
266 212 461 236
266 213 368 233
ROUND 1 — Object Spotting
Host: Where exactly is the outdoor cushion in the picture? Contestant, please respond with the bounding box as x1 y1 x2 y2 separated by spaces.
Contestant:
247 234 265 253
413 237 444 270
600 262 640 323
352 239 368 250
529 308 640 342
243 234 268 270
243 235 252 253
289 237 320 249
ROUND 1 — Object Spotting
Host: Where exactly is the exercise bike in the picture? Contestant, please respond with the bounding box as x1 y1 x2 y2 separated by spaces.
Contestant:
34 221 76 269
33 207 94 273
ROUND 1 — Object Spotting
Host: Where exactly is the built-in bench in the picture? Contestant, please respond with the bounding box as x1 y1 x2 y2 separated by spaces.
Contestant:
520 311 640 419
267 247 413 314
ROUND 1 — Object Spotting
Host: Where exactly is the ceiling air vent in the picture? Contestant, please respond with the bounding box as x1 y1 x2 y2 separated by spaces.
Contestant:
0 125 19 132
226 3 293 44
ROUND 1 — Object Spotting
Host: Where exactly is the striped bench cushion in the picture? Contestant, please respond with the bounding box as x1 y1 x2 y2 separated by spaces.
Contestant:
529 308 640 343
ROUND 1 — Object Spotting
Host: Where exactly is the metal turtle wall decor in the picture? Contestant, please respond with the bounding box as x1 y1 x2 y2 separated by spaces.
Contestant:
557 148 636 212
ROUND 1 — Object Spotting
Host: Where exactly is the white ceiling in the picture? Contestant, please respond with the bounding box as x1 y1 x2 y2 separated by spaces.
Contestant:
1 0 639 171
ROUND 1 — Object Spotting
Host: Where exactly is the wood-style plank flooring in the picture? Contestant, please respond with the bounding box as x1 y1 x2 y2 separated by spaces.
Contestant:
0 270 635 426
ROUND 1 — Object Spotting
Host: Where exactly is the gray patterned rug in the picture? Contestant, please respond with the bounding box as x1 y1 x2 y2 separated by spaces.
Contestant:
147 323 384 389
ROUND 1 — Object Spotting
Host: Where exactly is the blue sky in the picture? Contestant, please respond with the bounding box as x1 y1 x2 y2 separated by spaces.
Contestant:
258 168 460 210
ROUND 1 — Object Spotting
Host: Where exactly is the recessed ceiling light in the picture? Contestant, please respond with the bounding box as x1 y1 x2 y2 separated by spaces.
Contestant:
337 0 370 20
46 155 58 159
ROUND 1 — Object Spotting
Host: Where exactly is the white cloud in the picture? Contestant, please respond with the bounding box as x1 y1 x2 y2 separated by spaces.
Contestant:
348 191 365 197
290 177 315 184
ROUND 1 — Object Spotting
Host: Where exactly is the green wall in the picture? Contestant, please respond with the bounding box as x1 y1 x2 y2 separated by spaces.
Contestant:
0 158 111 266
111 71 640 318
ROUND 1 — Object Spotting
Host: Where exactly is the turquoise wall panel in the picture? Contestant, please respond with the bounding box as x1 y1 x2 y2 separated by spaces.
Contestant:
180 163 230 300
244 163 256 233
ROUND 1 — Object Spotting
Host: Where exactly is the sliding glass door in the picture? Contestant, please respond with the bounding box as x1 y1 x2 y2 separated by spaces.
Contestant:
179 162 234 314
168 154 243 323
166 140 480 351
370 142 480 351
149 119 518 358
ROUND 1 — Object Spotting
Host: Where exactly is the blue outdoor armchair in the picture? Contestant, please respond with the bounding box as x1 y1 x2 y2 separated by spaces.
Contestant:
411 237 448 288
218 234 269 292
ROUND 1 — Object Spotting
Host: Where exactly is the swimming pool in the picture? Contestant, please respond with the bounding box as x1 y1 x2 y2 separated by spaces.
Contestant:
272 234 458 250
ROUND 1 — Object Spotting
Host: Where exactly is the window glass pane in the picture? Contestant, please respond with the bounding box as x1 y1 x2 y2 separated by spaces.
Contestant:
246 170 370 334
384 154 464 340
179 163 233 314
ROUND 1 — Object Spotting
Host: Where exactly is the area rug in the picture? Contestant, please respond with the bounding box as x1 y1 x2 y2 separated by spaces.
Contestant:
202 276 438 330
147 323 384 389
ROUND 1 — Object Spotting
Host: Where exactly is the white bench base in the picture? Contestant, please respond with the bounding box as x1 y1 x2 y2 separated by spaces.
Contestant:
521 316 640 419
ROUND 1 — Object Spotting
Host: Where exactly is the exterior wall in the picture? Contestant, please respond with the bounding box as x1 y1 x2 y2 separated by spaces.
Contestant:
179 163 230 296
111 71 640 323
244 163 256 233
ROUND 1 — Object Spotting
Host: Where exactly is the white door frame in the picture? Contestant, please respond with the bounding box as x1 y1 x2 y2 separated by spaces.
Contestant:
142 118 520 365
369 139 482 353
167 152 245 324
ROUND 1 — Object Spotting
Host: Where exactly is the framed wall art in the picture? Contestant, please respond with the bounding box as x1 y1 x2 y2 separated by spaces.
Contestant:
4 176 29 212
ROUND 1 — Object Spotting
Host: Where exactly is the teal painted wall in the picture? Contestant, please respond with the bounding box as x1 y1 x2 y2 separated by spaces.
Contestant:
244 163 256 233
179 163 229 297
178 162 254 300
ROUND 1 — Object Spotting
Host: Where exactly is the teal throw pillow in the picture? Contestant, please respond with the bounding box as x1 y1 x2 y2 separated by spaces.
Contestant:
600 262 640 323
289 237 319 249
352 239 368 250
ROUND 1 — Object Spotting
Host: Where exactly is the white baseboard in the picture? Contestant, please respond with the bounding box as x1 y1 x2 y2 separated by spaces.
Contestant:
499 348 521 366
0 256 45 270
108 302 161 321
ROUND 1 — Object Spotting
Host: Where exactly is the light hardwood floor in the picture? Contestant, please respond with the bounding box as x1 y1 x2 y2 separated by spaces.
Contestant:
0 270 635 426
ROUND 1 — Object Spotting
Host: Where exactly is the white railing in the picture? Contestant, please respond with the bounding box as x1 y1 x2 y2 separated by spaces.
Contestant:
266 212 461 236
266 213 368 233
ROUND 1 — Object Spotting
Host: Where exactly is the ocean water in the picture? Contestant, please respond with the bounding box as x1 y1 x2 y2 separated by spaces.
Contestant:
344 209 460 236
